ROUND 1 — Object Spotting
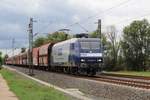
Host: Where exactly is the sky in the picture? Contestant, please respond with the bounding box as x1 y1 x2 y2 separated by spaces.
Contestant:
0 0 150 56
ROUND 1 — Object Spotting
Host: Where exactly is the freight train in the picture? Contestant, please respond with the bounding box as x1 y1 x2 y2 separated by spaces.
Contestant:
5 37 103 76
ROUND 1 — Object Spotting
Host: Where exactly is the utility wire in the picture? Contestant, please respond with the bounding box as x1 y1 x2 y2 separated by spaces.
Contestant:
113 12 150 25
2 11 150 50
76 23 89 32
57 0 133 31
32 0 132 34
100 11 150 32
90 7 150 33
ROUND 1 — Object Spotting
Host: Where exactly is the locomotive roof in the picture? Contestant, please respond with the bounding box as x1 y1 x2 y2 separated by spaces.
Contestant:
67 38 100 42
53 38 100 46
51 38 101 48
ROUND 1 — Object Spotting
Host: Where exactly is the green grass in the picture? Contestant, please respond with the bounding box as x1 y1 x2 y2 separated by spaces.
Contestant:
0 69 68 100
108 71 150 77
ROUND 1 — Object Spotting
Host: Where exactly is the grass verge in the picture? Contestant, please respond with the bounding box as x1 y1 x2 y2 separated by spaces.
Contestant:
108 71 150 77
0 68 68 100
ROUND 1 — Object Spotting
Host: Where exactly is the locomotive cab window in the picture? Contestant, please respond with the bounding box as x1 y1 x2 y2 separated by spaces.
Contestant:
80 41 100 50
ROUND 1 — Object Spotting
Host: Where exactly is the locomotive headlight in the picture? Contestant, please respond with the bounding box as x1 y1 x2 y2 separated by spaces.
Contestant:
81 59 85 62
98 59 102 62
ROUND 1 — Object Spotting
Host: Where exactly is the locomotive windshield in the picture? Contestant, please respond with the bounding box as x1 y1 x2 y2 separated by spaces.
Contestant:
80 41 101 53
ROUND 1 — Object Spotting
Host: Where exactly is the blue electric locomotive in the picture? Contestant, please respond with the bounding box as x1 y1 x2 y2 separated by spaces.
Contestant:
51 38 103 75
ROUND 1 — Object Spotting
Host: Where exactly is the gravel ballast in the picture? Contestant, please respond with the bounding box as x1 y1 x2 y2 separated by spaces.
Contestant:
7 66 150 100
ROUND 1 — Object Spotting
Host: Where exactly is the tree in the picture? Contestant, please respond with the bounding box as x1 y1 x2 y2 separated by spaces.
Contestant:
106 26 121 70
3 54 8 65
0 52 3 67
122 19 150 71
47 32 69 42
33 37 46 47
33 32 70 47
21 48 26 53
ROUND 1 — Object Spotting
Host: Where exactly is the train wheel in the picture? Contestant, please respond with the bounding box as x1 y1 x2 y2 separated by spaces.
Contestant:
70 67 77 75
67 67 71 74
75 67 79 75
63 67 69 74
87 69 96 76
91 70 96 76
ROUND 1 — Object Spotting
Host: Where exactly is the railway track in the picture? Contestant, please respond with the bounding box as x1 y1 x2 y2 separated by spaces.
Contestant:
65 73 150 89
6 65 150 89
101 73 150 80
90 76 150 89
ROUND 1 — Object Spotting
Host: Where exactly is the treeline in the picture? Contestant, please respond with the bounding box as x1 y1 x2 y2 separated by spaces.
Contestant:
101 19 150 71
32 19 150 71
121 19 150 71
33 32 71 47
0 52 4 68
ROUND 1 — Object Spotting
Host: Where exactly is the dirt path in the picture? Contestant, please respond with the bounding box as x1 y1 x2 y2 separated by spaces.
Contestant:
0 74 18 100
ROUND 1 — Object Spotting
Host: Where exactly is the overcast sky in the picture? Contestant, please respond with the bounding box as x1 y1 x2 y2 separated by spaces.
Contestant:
0 0 150 56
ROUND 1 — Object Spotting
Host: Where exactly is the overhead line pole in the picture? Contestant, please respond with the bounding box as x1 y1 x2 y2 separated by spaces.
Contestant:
98 19 101 40
97 19 103 70
12 38 15 64
28 18 34 76
98 19 102 58
12 38 15 57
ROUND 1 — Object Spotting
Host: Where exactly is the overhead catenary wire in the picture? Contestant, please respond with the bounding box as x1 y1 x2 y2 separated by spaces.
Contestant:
25 0 133 34
76 23 89 32
3 0 150 52
55 0 133 32
100 11 150 33
2 10 150 50
113 12 150 25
